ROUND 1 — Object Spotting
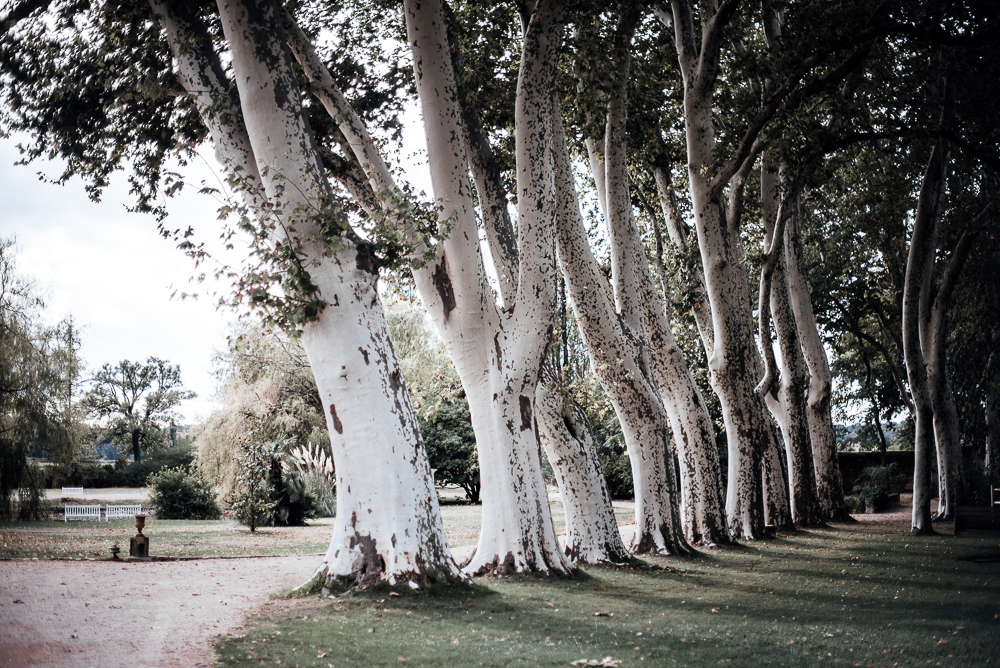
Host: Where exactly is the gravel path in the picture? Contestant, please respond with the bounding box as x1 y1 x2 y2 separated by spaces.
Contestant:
0 556 319 668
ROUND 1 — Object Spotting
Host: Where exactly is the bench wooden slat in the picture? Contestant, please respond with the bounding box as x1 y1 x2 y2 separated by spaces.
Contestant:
106 504 143 521
64 505 101 522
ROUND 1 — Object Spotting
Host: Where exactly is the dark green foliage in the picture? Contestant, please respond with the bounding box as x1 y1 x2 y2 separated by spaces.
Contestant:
848 463 907 511
418 398 480 503
51 443 195 488
148 466 221 520
273 471 318 526
596 434 634 501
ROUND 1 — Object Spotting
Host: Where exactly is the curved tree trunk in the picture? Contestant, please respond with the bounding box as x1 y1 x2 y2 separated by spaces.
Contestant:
153 0 470 587
758 160 824 527
552 91 690 556
404 0 572 576
903 145 946 535
535 384 632 563
784 200 850 520
924 220 979 519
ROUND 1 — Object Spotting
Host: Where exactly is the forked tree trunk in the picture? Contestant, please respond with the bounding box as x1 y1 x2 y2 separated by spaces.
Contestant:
210 0 462 586
535 385 632 563
903 145 946 535
667 0 792 539
924 219 980 519
758 159 824 527
404 0 572 575
552 93 691 555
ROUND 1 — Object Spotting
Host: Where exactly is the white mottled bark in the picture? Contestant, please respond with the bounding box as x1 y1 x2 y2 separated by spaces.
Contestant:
535 385 631 563
405 0 572 575
552 96 690 554
903 144 946 535
924 220 979 519
758 158 824 527
667 0 792 539
213 0 461 586
784 200 849 520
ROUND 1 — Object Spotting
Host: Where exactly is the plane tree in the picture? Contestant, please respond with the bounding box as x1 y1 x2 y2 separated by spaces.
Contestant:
84 357 194 462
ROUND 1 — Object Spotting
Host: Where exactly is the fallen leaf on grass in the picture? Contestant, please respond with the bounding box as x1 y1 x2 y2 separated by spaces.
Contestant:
711 608 720 613
938 640 948 645
593 612 609 617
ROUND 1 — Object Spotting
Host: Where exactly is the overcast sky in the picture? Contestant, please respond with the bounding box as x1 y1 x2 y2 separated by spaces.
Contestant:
0 137 240 423
0 111 434 425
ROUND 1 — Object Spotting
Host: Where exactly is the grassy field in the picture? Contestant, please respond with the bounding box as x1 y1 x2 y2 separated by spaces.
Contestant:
212 524 1000 668
7 491 999 667
0 489 633 559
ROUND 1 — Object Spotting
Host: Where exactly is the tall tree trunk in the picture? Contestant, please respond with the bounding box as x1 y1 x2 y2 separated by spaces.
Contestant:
404 0 572 575
758 158 824 527
552 97 690 555
131 430 141 463
903 144 947 535
667 0 792 539
784 198 850 520
925 220 980 519
535 384 632 563
214 0 462 586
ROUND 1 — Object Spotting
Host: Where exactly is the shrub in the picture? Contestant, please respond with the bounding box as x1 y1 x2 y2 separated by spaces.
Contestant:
419 397 481 503
148 466 221 520
273 471 318 526
298 469 336 517
230 437 279 532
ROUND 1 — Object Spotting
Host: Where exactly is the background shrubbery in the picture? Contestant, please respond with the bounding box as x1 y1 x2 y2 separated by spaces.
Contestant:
148 465 222 520
42 443 196 489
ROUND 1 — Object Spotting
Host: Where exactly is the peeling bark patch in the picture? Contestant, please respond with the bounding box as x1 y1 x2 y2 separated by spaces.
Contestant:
519 395 532 431
433 260 457 321
329 404 344 434
494 333 503 370
358 347 370 365
348 533 386 588
333 294 340 307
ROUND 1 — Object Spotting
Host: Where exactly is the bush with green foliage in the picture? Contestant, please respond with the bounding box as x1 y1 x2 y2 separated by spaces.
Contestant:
148 466 221 519
273 471 318 526
297 469 336 517
594 418 633 500
848 463 907 512
418 397 480 503
49 443 197 489
230 437 279 532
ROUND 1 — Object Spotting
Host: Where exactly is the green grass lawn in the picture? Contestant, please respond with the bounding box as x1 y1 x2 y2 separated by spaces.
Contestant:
0 489 634 558
213 525 1000 668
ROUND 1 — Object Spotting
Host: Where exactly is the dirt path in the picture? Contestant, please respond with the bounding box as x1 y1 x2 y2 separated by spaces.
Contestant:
0 556 319 668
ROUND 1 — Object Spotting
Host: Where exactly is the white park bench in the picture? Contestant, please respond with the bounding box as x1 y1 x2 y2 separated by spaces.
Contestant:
64 505 101 522
106 504 143 521
61 486 84 497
